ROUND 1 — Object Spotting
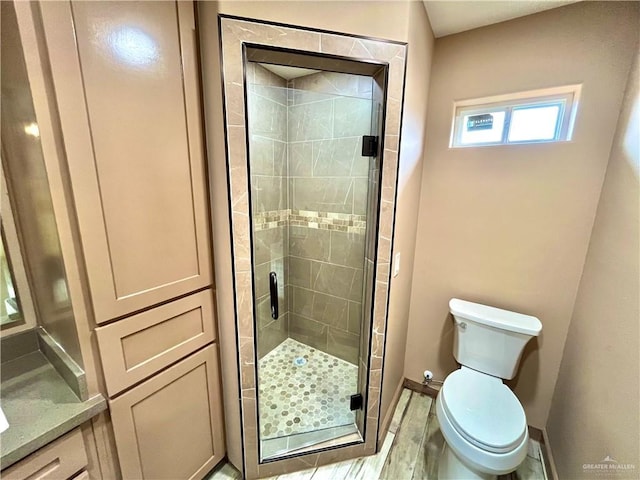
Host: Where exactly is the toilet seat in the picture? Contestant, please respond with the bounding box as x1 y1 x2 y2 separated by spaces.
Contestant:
440 368 527 454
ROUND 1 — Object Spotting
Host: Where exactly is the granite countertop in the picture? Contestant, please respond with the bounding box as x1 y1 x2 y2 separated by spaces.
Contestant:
0 351 107 470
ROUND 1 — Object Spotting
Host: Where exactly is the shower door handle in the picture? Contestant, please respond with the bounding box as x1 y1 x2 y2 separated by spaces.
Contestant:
269 271 279 319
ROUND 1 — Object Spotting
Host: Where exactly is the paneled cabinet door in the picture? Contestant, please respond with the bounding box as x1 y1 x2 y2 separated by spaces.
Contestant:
109 345 225 480
39 1 211 323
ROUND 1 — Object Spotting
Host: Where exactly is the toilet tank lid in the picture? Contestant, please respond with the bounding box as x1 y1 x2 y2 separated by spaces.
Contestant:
449 299 542 336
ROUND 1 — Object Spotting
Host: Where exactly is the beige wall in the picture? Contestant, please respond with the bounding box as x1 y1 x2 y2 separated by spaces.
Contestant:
216 1 410 43
404 1 639 428
197 1 242 469
379 0 434 440
198 0 432 468
546 48 639 478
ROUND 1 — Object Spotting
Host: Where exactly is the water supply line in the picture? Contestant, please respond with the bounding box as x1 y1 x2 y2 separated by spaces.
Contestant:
423 370 444 389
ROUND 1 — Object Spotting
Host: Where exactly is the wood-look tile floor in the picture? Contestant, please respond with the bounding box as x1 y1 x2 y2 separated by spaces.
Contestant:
206 389 546 480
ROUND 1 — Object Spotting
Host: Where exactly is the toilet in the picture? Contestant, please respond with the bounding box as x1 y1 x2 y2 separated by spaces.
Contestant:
436 298 542 480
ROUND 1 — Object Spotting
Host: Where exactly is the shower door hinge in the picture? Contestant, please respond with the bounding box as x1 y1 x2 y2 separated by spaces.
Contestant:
361 136 378 157
350 393 363 411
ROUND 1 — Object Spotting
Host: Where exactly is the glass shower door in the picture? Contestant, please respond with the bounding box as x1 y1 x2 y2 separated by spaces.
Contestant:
246 62 377 460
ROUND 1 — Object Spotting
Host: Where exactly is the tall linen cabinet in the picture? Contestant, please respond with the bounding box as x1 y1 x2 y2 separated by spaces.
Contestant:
32 1 225 478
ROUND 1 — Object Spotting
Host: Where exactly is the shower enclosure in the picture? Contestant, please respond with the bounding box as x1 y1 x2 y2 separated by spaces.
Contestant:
246 62 380 459
218 15 407 478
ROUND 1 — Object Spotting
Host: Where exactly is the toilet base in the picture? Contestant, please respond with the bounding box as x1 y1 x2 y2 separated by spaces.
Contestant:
438 443 496 480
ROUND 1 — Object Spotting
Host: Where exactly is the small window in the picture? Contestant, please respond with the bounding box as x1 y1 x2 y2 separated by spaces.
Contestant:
450 85 581 148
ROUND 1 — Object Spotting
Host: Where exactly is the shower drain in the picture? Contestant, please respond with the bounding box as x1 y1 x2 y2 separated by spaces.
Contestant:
293 357 307 366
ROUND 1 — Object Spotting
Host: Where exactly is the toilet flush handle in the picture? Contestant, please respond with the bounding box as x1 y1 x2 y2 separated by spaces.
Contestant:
458 321 467 331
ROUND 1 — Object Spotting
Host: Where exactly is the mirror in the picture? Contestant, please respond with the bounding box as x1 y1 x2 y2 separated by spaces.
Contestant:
0 167 32 333
0 0 82 369
0 227 22 326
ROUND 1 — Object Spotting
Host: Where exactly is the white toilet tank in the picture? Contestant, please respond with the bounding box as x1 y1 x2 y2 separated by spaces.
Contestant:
449 299 542 380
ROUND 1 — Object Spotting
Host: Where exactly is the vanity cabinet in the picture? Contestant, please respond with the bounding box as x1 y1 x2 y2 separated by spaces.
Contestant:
97 295 224 479
1 428 88 480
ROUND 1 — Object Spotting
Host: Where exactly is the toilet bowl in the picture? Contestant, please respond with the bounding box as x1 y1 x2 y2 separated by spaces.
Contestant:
435 299 542 479
436 367 528 479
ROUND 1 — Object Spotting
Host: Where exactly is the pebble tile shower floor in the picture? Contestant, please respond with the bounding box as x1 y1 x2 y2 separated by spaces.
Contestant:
258 338 358 439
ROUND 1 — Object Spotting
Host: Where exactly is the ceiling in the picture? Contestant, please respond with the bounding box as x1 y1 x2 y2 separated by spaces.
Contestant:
423 1 581 38
255 2 583 80
260 64 320 80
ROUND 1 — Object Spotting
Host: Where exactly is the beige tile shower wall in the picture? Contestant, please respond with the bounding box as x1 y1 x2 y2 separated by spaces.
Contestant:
404 1 639 429
286 72 373 364
247 63 289 358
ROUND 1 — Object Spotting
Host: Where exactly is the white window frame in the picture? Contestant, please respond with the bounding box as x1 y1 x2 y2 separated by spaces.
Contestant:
450 84 582 148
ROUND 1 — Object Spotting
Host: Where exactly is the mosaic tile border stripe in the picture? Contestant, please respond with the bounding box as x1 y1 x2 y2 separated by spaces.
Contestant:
254 209 367 234
253 209 290 230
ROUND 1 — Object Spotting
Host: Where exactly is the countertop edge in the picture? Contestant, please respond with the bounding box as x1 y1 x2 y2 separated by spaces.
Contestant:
0 394 107 471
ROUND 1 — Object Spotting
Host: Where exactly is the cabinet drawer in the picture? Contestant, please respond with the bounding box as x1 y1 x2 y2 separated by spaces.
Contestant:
110 345 225 480
2 428 87 480
96 289 216 396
